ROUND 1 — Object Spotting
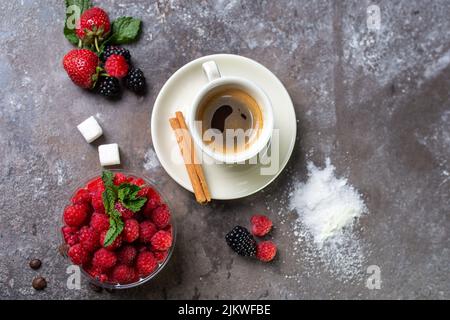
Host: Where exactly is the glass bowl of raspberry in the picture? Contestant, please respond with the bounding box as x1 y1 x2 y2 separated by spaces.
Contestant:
60 170 176 289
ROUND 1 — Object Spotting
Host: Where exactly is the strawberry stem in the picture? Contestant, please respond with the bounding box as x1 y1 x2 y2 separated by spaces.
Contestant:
94 37 100 52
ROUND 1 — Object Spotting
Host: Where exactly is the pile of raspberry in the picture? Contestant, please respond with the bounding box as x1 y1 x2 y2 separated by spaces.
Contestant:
62 173 173 285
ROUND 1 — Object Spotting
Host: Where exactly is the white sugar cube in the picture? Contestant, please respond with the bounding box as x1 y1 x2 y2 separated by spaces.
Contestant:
98 143 121 166
77 116 103 143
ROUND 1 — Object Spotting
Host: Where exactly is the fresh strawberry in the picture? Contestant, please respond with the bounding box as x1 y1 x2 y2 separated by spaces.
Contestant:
104 54 129 78
75 7 111 44
63 49 99 89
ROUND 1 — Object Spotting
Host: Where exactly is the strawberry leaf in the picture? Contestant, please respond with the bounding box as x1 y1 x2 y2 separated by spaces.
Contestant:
108 17 141 45
64 0 92 45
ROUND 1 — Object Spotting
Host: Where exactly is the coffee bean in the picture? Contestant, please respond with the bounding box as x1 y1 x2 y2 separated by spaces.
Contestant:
89 282 103 293
32 276 47 290
29 259 41 270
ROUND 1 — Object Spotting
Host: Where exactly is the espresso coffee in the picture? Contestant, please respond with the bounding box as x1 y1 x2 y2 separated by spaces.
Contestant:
196 87 263 154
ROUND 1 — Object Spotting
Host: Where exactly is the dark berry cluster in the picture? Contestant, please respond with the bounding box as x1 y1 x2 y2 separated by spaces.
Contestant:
97 45 147 98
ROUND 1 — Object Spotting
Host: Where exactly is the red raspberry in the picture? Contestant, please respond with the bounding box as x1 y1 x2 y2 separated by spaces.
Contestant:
135 244 147 253
111 265 136 284
62 226 79 246
115 202 134 219
136 186 149 197
250 215 273 237
99 230 122 251
92 248 117 271
71 188 91 205
130 177 145 186
105 54 129 78
164 224 173 236
117 245 137 266
153 250 168 263
150 230 172 251
78 226 100 252
68 244 89 265
143 188 162 216
91 192 105 214
86 177 105 193
90 212 110 232
150 204 171 229
85 266 108 283
113 173 129 185
139 221 157 243
64 203 90 227
136 251 157 277
123 219 139 243
256 241 277 262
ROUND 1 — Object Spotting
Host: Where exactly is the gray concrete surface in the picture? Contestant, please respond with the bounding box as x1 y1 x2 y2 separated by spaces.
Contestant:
0 0 449 299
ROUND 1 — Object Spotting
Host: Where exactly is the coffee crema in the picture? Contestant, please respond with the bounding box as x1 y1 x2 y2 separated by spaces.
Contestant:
196 87 263 154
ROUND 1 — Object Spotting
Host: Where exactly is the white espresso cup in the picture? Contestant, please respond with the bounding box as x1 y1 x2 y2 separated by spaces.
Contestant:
187 60 274 164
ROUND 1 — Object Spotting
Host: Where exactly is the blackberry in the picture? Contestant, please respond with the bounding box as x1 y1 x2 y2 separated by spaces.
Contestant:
102 45 131 63
98 76 121 98
225 226 257 256
124 67 146 93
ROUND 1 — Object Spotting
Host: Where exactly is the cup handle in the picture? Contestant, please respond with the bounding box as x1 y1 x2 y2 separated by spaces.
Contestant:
202 61 221 82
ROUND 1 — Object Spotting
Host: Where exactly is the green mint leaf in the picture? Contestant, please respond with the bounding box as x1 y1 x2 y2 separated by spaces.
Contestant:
64 0 92 45
122 197 147 212
117 183 139 201
103 211 124 247
101 170 125 246
117 183 147 212
101 170 115 188
109 17 141 44
102 187 116 213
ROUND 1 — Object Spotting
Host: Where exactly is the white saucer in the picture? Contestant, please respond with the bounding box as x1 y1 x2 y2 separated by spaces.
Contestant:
151 54 296 200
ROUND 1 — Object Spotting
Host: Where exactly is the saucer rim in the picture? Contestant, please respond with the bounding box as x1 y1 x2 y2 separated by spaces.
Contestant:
151 53 297 200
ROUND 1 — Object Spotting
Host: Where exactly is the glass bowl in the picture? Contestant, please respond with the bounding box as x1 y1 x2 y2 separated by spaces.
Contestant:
59 170 176 290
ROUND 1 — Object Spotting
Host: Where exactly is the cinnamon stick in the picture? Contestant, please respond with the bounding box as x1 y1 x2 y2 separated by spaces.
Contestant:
169 115 210 204
175 111 212 202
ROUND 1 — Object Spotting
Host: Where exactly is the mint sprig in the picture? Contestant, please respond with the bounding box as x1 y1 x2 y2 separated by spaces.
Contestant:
117 183 147 212
64 0 92 45
101 170 123 247
108 17 141 45
100 170 147 247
